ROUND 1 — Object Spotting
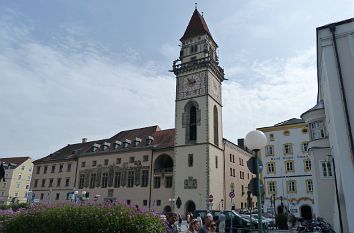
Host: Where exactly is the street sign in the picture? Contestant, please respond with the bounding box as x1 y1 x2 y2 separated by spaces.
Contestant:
229 191 235 199
247 157 263 174
208 194 214 203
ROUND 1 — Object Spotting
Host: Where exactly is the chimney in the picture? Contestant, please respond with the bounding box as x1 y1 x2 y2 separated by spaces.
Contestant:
82 138 87 143
237 138 244 149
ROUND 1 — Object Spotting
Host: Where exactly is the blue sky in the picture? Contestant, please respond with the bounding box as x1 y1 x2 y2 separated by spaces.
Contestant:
1 0 354 159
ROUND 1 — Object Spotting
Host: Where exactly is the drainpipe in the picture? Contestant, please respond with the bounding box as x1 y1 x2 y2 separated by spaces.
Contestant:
329 25 354 162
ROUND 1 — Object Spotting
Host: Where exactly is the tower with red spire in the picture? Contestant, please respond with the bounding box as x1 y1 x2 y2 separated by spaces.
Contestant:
173 8 225 212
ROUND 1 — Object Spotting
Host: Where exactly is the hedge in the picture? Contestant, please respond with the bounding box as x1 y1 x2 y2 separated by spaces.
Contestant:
1 203 165 233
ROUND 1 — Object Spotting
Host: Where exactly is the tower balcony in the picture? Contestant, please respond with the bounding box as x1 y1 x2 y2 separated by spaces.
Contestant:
172 57 224 79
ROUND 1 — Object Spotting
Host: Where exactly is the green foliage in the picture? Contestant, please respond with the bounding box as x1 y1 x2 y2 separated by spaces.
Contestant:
2 203 165 233
0 202 29 211
275 213 288 230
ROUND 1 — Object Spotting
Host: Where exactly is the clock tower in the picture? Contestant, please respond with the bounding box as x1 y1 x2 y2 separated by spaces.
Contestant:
172 9 225 212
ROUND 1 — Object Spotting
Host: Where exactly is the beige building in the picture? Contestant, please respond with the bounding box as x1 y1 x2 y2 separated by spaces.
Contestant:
31 9 254 214
0 157 33 204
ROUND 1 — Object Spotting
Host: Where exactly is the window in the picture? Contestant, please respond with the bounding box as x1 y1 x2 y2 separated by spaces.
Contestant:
127 171 134 187
230 168 232 176
283 130 290 136
309 120 325 140
114 172 120 188
41 179 46 187
321 160 333 177
104 159 109 166
34 179 38 188
302 128 308 133
127 200 131 205
67 163 72 172
232 155 235 163
92 161 97 167
143 155 149 162
154 177 161 188
40 193 44 200
36 166 41 174
116 158 121 164
90 173 96 188
215 156 218 168
189 105 197 141
285 161 295 173
56 193 60 200
156 200 161 206
188 154 193 167
306 179 313 192
102 173 108 188
65 178 70 187
79 174 85 189
269 134 275 141
287 180 297 193
213 106 219 146
129 157 135 163
59 164 63 172
240 171 244 179
51 165 56 173
57 178 61 187
283 143 293 155
81 162 86 168
141 170 149 187
143 200 148 206
18 174 22 180
302 142 309 152
108 189 114 197
165 176 173 188
16 183 20 188
21 165 25 170
268 181 276 194
229 154 232 162
304 159 312 172
44 166 48 174
49 178 54 187
25 184 29 189
267 162 275 174
265 145 274 156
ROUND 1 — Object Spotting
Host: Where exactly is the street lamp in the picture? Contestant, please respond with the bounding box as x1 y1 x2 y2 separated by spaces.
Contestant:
327 155 343 233
168 198 176 213
245 130 267 233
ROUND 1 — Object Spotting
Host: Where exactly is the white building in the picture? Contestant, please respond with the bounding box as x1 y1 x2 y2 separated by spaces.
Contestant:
302 18 354 233
258 119 315 219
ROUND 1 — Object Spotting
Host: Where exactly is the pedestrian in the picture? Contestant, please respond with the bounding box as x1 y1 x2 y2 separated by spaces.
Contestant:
207 221 217 233
187 212 191 224
187 219 200 233
198 213 213 233
218 212 226 233
178 213 182 231
165 212 178 233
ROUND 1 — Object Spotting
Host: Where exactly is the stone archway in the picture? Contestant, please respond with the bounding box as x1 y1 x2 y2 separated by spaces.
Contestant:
185 200 196 215
300 205 312 220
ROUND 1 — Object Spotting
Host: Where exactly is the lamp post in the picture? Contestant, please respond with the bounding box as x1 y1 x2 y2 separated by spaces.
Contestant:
245 130 267 233
169 198 176 213
327 155 343 233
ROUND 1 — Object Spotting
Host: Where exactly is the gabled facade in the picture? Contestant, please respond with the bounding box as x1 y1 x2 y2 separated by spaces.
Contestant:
0 157 33 204
258 119 315 219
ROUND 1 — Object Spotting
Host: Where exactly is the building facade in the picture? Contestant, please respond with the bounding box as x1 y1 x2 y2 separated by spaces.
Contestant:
302 18 354 233
0 157 33 204
258 119 315 219
31 9 254 214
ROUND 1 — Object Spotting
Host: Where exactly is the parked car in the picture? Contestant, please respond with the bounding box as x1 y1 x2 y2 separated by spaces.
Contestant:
193 210 256 232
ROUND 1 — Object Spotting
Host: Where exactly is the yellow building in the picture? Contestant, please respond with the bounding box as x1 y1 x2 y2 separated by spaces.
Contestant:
0 157 33 204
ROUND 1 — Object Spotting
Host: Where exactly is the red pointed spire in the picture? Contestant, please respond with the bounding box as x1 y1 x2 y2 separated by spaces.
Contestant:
180 9 217 46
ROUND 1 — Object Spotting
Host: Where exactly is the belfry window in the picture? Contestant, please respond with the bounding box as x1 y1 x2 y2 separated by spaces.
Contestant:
190 106 197 141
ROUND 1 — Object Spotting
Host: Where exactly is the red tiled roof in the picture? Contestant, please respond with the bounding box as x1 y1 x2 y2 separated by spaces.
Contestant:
0 157 31 167
180 9 217 46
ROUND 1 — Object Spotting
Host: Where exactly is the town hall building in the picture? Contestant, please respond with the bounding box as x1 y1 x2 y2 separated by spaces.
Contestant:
30 9 255 214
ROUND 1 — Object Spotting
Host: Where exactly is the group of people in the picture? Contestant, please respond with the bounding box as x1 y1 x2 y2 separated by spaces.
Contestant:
164 211 225 233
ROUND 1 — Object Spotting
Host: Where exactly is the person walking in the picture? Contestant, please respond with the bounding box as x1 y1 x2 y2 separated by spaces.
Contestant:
187 219 200 233
218 213 226 233
164 212 178 233
178 213 182 232
207 221 217 233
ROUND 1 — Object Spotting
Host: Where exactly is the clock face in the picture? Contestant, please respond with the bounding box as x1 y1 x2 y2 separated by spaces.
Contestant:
177 72 206 99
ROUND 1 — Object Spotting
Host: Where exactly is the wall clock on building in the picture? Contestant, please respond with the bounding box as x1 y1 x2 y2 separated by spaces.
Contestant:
178 72 206 99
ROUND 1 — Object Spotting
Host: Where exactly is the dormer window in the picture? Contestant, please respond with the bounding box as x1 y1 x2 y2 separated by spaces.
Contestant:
123 139 131 148
190 44 198 54
91 143 100 152
133 137 142 147
146 136 154 145
101 142 111 151
113 140 122 149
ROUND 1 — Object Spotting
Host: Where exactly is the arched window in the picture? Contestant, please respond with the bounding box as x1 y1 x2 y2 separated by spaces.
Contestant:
190 106 197 141
213 105 219 146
